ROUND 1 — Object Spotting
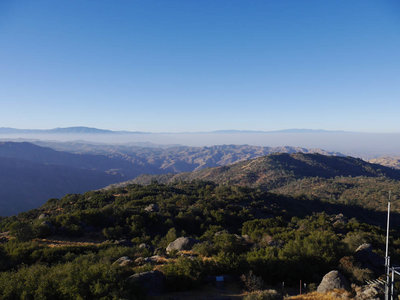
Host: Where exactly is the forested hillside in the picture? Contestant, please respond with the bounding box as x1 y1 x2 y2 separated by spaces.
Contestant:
116 153 400 212
0 182 398 298
129 153 400 185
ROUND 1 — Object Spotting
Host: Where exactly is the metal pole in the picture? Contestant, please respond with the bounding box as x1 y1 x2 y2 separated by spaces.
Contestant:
300 279 302 295
386 192 392 300
391 267 394 300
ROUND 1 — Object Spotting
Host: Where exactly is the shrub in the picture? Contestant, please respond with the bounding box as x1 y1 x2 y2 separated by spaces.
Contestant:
339 256 374 284
192 241 214 257
162 257 207 291
9 221 35 242
241 270 264 292
0 255 138 299
343 232 367 252
243 289 280 300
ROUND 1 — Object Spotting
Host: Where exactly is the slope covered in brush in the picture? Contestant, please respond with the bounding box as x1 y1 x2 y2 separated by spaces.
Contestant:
126 153 400 187
0 182 399 298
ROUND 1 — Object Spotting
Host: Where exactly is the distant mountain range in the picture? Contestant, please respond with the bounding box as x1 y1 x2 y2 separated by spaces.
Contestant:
3 127 400 158
31 142 344 172
0 126 146 134
0 126 352 135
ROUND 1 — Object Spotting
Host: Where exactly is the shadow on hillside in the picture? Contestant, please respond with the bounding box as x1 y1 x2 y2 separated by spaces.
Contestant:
275 193 400 228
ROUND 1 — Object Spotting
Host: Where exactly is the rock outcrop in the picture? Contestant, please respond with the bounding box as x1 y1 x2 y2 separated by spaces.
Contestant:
166 237 198 253
354 282 384 300
113 256 134 267
113 239 133 247
38 213 49 220
317 270 350 293
354 243 383 273
144 203 159 212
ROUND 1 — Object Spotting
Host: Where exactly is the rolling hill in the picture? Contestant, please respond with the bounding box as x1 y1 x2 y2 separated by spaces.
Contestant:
0 142 343 215
124 153 400 187
369 156 400 170
117 153 400 212
34 142 343 172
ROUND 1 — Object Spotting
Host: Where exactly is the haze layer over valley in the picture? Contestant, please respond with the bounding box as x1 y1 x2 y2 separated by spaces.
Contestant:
1 127 400 158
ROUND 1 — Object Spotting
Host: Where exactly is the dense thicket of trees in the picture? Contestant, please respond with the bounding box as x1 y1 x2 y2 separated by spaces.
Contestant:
0 182 398 299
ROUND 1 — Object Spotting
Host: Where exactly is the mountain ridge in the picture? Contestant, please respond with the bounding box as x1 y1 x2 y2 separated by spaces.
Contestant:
118 152 400 188
0 126 147 134
0 126 358 135
369 156 400 170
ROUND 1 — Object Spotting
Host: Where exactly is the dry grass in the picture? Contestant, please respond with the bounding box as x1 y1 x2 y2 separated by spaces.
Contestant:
34 238 106 248
287 289 352 300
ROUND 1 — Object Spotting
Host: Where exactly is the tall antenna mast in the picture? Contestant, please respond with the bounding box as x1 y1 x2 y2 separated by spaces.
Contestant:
385 190 392 300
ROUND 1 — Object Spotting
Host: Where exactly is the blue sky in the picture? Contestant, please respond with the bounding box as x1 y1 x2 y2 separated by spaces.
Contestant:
1 0 399 132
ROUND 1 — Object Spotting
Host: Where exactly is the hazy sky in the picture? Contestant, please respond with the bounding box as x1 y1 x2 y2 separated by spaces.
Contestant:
1 1 399 132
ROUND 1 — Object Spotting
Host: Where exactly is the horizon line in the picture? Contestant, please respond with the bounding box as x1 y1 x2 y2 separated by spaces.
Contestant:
0 126 399 135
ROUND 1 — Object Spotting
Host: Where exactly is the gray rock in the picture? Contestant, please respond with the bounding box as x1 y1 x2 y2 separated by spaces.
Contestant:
114 239 133 247
139 243 153 252
166 237 198 253
355 243 384 272
241 234 251 243
355 282 383 300
214 230 229 236
113 256 134 267
141 255 165 264
233 234 244 241
317 270 350 293
139 243 148 249
333 219 346 228
134 257 145 265
129 270 165 295
333 214 348 229
334 213 347 223
148 255 164 263
38 213 49 220
144 203 159 212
